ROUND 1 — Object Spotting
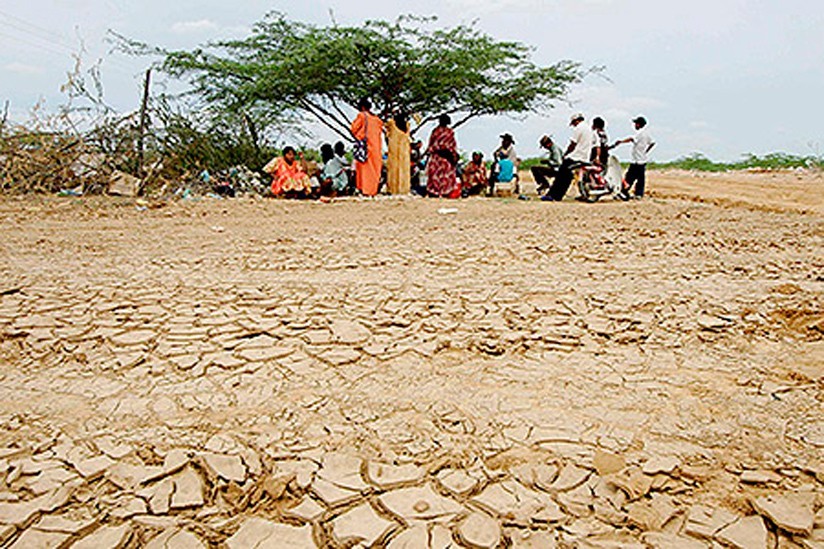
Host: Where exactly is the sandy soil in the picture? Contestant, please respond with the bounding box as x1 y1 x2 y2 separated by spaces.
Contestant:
0 170 821 547
646 169 823 215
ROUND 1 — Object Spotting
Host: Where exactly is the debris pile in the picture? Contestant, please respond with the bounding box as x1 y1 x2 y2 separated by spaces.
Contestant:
0 132 110 195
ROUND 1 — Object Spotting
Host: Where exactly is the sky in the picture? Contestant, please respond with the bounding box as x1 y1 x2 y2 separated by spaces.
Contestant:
1 0 823 161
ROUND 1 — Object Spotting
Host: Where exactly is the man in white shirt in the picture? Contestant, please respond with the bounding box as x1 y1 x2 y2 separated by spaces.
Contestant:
614 116 656 200
542 112 594 201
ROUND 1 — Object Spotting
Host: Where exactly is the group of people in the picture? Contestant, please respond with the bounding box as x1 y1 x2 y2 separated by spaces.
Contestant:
264 97 656 202
532 112 656 202
264 142 351 199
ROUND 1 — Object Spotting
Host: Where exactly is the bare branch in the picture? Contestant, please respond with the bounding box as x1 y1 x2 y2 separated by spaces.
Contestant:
298 99 352 140
452 110 482 130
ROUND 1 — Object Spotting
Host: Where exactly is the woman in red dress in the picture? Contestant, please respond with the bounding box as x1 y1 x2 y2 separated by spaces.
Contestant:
425 114 460 198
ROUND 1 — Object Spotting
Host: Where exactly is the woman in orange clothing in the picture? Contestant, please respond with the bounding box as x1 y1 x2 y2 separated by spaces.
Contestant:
349 98 384 196
265 146 312 198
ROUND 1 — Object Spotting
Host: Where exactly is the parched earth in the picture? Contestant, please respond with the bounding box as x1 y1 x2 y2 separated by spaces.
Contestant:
0 171 821 548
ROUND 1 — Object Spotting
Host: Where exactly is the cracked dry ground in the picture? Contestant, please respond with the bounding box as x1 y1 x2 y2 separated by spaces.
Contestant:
0 189 821 548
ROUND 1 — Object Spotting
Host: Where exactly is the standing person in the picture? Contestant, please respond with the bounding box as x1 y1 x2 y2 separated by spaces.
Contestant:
591 117 610 166
349 98 384 197
613 116 655 200
542 113 593 202
531 135 563 194
425 114 460 198
493 133 518 163
386 113 411 195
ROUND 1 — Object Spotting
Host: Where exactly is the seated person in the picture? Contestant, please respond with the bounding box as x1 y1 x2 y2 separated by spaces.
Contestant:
264 146 312 198
410 140 427 197
461 152 487 197
542 112 592 202
490 151 518 195
493 133 518 164
531 135 563 193
320 143 348 197
488 133 519 195
333 141 355 195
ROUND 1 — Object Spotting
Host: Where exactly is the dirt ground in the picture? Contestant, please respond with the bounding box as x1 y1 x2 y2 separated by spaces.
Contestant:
0 170 821 547
649 169 824 215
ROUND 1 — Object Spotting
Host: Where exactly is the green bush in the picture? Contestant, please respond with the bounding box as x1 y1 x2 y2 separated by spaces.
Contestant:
519 157 546 170
515 152 823 173
650 152 823 172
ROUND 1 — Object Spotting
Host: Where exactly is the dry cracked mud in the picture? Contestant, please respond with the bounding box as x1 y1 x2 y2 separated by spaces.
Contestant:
0 170 821 547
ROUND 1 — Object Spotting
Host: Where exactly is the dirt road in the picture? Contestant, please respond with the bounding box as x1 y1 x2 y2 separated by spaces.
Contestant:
0 170 821 547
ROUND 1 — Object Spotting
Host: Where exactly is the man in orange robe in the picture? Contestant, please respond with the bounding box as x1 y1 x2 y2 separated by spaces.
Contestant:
350 98 384 196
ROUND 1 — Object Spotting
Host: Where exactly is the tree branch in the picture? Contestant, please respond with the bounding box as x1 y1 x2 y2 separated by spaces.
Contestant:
452 110 483 130
302 98 353 136
298 99 351 140
324 94 355 127
412 106 476 136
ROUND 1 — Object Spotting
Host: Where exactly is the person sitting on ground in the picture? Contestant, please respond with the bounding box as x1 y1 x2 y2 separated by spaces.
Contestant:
612 116 656 200
410 140 426 196
331 141 355 195
488 133 519 195
320 143 348 197
531 135 563 194
306 160 323 198
264 146 312 198
461 152 487 197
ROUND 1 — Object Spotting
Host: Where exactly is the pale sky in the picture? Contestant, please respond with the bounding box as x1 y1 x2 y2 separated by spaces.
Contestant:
2 0 823 161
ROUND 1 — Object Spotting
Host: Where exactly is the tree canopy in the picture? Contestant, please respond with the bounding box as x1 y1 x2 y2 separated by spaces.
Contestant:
137 13 588 140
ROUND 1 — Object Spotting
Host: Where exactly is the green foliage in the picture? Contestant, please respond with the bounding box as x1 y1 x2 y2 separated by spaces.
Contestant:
519 157 547 170
516 152 824 173
650 152 823 172
139 13 587 140
145 97 275 174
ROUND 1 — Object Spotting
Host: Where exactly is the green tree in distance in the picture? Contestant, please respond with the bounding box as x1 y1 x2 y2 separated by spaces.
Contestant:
121 13 589 140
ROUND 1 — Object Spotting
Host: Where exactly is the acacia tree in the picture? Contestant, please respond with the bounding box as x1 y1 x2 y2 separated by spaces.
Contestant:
132 13 588 140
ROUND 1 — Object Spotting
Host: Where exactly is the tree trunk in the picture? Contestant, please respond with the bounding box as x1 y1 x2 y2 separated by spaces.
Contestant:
243 113 261 155
136 69 151 182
